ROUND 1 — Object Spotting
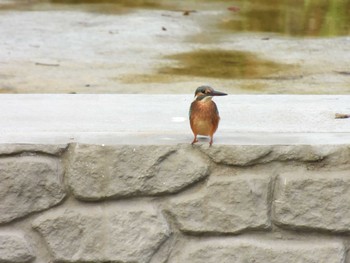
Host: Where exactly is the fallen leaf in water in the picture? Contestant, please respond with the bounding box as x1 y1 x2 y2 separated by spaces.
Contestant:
183 10 196 16
228 6 240 12
334 71 350 75
35 62 59 67
335 113 350 119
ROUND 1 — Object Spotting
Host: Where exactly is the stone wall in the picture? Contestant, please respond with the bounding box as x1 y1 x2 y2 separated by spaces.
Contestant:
1 143 350 263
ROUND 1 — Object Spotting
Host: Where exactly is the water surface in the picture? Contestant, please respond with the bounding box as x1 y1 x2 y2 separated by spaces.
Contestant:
2 0 350 37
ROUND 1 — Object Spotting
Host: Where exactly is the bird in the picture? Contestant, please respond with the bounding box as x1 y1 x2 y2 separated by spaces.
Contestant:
189 85 227 146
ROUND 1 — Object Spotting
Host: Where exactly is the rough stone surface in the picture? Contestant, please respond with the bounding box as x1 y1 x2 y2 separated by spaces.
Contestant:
0 142 349 262
173 238 345 263
166 173 271 234
0 233 35 262
32 205 170 263
0 156 65 224
66 144 209 200
200 145 346 166
200 145 274 166
273 170 350 232
0 144 68 156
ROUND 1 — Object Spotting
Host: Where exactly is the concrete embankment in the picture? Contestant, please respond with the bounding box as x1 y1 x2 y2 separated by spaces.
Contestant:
0 95 350 262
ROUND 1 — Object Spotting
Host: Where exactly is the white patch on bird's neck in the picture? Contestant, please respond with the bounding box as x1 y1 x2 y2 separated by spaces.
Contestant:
201 96 213 102
194 95 213 102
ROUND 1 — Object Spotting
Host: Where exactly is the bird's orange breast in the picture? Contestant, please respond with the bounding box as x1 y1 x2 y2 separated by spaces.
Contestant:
189 100 220 136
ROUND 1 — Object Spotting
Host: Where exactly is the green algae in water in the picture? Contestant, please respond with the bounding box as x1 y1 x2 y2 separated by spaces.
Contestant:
222 0 350 37
48 0 165 14
3 0 350 37
159 49 289 79
0 0 171 13
49 0 161 8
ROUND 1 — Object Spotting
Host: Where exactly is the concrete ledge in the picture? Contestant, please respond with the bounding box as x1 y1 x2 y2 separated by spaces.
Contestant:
0 94 349 144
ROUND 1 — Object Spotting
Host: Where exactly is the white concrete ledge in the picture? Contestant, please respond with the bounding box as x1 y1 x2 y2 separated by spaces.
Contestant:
0 94 349 145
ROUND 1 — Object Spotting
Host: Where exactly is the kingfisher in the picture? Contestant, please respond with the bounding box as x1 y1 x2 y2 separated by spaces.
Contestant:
189 85 227 146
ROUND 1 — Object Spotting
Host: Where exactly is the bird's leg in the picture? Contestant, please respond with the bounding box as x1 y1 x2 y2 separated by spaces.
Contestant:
191 134 198 145
209 136 213 146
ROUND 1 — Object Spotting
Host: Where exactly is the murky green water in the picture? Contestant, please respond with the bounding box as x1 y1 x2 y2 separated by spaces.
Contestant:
160 49 290 79
0 0 173 13
121 49 292 83
222 0 350 37
2 0 349 37
1 0 349 93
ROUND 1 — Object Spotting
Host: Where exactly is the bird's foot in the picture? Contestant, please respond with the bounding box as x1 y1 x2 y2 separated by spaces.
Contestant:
191 138 198 145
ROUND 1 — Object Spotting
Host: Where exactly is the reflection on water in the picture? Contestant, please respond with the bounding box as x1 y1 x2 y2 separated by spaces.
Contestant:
223 0 350 36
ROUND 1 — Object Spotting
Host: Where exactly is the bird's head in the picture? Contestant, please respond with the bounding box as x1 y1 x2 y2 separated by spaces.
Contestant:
194 85 227 101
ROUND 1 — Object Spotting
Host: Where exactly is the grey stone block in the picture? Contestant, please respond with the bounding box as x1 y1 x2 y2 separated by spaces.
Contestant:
166 173 271 234
32 205 170 263
200 145 273 166
200 145 344 166
0 233 35 262
0 156 65 224
0 144 68 156
66 144 209 200
273 170 350 232
173 238 345 263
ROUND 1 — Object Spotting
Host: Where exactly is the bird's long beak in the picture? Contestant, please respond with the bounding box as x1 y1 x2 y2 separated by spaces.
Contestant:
211 90 227 96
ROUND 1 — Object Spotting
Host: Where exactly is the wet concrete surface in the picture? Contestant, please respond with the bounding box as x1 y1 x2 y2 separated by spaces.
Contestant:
1 0 350 94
